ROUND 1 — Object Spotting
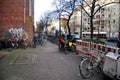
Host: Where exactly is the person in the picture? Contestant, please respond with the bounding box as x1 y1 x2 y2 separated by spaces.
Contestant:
33 35 37 48
58 35 65 50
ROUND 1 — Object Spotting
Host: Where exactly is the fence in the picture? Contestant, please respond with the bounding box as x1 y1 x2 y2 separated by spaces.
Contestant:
76 40 119 57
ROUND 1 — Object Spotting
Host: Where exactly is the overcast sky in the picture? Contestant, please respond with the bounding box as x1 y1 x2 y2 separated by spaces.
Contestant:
34 0 54 23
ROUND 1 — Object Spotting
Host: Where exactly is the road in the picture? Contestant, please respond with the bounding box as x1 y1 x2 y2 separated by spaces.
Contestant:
0 41 107 80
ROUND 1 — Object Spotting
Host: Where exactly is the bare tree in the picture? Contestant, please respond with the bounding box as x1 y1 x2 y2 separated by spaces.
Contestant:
52 0 78 37
77 0 97 39
63 0 78 36
38 11 52 33
52 0 66 36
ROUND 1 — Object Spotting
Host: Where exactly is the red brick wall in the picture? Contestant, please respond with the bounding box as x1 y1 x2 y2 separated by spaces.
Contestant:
0 0 34 45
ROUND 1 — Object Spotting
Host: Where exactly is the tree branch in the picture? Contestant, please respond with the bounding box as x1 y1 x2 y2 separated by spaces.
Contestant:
93 1 120 16
84 0 91 9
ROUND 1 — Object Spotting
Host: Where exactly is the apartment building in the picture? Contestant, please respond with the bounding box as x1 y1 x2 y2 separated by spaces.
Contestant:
0 0 34 44
70 10 81 34
103 0 120 37
76 0 120 38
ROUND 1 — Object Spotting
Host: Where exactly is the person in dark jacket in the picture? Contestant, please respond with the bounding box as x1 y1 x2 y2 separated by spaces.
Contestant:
33 36 37 48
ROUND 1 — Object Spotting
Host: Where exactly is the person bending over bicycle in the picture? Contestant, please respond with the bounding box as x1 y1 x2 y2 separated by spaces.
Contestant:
58 35 65 51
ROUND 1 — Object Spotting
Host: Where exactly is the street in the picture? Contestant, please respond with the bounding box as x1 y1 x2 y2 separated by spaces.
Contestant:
0 41 105 80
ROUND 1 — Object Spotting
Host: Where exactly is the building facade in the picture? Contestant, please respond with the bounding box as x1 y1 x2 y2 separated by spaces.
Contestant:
76 0 120 38
0 0 34 44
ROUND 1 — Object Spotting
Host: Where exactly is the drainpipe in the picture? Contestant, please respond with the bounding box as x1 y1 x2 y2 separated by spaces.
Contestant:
24 0 26 32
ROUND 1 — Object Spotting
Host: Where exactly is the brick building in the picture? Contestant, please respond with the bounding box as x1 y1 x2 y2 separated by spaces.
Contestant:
0 0 34 44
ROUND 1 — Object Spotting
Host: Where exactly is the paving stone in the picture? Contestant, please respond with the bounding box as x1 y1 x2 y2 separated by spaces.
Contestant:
0 41 104 80
10 54 37 65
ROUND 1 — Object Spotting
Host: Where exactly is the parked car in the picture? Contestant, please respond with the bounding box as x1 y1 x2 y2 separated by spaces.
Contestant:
63 34 80 43
107 37 119 42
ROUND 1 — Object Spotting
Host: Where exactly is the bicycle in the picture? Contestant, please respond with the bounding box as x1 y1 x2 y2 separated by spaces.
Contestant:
79 49 105 79
17 39 27 49
38 37 46 46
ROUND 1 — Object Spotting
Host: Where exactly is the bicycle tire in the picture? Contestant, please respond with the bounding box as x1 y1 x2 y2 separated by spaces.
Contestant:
79 58 92 79
41 41 46 47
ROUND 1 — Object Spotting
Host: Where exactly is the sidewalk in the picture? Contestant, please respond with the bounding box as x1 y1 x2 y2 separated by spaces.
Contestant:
0 41 103 80
0 54 5 60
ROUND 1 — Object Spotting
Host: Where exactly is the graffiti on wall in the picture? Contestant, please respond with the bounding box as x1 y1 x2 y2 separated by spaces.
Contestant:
8 27 28 40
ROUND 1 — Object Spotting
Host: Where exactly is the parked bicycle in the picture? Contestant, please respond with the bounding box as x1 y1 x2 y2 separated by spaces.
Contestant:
17 39 27 49
32 34 46 48
79 48 105 79
37 36 46 46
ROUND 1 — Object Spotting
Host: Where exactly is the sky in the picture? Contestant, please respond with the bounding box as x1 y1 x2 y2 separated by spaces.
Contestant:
34 0 54 23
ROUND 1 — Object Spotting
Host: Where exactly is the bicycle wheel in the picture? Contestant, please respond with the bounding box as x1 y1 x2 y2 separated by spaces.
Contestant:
79 58 93 79
41 40 46 46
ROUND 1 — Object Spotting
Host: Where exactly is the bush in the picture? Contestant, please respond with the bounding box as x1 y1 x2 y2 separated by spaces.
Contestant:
78 38 105 44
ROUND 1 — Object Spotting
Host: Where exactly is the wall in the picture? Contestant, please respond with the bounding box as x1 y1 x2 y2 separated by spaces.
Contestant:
0 0 34 45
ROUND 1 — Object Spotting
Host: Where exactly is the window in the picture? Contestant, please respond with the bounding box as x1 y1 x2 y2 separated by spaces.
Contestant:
101 26 104 28
96 15 100 18
113 20 115 23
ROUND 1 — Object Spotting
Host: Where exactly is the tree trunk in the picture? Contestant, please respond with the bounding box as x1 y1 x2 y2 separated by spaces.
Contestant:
90 0 96 39
90 16 93 39
67 11 73 36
